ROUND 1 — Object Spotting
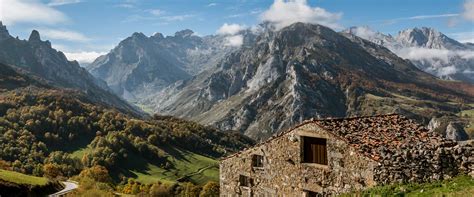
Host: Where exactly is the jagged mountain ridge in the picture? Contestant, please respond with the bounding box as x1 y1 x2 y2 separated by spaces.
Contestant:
147 23 474 140
0 22 141 116
343 26 474 83
87 29 257 102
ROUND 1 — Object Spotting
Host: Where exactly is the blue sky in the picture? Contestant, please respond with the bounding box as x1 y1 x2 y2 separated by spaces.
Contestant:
1 0 473 64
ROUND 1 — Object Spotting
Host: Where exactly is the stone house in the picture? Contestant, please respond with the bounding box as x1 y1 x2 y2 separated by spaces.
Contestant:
219 114 473 196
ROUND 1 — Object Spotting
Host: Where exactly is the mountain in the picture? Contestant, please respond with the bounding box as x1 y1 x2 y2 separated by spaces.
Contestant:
344 26 474 83
145 23 474 140
0 22 141 116
0 61 253 184
87 29 257 102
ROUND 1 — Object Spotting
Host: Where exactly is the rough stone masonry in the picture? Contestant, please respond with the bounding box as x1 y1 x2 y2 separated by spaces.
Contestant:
219 114 473 196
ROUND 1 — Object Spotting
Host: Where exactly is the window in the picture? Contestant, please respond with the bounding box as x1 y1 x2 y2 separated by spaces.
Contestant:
304 190 322 197
302 136 328 165
252 154 264 167
239 175 252 187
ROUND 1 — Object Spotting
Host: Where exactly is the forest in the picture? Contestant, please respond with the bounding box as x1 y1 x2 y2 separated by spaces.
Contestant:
0 63 254 195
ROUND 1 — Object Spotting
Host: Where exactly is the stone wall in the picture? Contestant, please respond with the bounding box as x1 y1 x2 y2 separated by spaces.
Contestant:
219 123 378 196
374 140 473 184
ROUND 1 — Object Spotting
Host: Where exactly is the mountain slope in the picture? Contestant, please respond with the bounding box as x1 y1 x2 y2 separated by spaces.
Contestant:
87 29 257 102
87 30 254 102
0 22 141 116
0 62 253 184
344 26 474 83
148 23 474 140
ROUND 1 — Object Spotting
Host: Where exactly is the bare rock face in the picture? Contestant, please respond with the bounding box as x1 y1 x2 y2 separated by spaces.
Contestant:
87 29 257 102
148 23 474 140
428 117 447 133
428 117 469 141
446 122 469 141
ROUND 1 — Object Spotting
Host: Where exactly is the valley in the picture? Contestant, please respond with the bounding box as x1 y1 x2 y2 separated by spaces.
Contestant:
0 0 473 195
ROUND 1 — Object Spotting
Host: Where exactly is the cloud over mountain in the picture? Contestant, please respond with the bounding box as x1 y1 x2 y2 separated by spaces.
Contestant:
217 23 245 35
260 0 342 30
63 51 106 64
217 23 246 47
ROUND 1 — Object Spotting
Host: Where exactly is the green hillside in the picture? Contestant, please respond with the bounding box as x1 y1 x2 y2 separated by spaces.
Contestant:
0 169 48 186
0 169 62 196
0 62 254 194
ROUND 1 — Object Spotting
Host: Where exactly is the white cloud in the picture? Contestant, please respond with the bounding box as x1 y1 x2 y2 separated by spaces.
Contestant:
463 0 474 21
437 66 458 76
115 3 134 8
405 14 459 20
207 3 217 7
396 47 452 63
48 0 81 6
381 13 460 25
122 14 155 23
149 9 164 16
217 23 245 35
160 14 194 21
449 32 474 43
395 47 474 77
0 0 68 25
38 28 90 42
224 35 243 47
63 51 106 64
348 26 377 39
260 0 342 30
396 47 474 64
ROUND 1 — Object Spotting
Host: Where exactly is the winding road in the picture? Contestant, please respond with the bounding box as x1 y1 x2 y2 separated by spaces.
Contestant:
48 181 78 197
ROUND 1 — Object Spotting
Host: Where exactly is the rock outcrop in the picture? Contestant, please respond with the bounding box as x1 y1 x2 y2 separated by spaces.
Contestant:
428 117 469 141
87 28 257 101
0 24 141 116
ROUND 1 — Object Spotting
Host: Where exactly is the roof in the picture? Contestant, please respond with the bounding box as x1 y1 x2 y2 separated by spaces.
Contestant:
312 114 449 161
221 114 450 161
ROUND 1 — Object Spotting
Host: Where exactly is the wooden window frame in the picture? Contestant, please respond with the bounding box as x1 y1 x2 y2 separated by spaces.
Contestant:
251 154 264 168
304 190 322 197
239 175 252 187
301 136 328 165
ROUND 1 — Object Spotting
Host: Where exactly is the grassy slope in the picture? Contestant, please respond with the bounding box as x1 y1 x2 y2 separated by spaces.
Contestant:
125 149 218 185
0 169 49 186
363 93 474 136
71 147 218 185
341 175 474 197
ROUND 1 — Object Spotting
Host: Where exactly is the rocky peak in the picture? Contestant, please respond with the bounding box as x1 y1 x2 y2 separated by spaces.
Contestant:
274 22 339 47
396 27 464 49
151 32 164 40
0 21 11 41
28 30 42 43
397 27 433 46
174 29 194 38
131 32 148 40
